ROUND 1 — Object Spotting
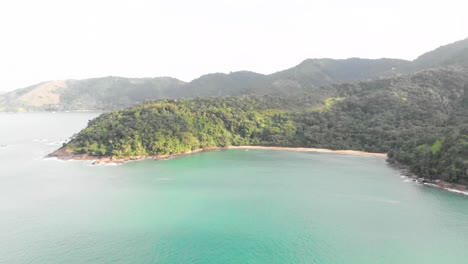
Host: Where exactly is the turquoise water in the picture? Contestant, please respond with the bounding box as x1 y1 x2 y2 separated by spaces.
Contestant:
1 113 468 263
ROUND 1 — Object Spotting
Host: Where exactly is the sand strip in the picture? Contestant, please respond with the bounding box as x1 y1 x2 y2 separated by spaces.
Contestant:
228 146 387 158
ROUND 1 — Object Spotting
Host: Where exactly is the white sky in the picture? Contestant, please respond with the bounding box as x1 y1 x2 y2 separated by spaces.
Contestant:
0 0 467 91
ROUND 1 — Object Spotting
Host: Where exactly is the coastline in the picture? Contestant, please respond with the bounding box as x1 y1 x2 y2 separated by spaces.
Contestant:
47 146 223 165
387 158 468 195
48 145 387 165
48 145 468 195
228 146 387 158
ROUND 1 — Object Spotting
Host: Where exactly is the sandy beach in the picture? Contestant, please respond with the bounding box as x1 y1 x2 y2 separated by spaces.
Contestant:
228 146 387 158
49 145 387 165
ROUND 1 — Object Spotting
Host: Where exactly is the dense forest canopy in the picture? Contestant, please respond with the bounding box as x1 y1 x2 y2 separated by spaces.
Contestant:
62 67 468 184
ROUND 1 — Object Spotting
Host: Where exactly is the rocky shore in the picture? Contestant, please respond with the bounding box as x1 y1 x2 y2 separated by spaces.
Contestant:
387 157 468 195
47 146 224 165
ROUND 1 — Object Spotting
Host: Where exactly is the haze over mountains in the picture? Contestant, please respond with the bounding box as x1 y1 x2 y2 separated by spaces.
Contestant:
1 38 468 112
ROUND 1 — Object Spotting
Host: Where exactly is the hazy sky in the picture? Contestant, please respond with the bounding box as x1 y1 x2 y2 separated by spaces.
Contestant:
0 0 467 91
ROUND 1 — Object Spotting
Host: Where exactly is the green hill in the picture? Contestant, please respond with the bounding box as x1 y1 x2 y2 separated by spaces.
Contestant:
55 67 468 184
269 58 411 87
413 38 468 69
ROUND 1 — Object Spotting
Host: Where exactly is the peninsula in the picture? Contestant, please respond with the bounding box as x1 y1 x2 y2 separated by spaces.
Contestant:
50 66 468 193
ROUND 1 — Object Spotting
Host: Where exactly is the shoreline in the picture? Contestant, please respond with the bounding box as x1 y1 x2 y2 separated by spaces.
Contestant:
387 158 468 195
48 145 468 195
47 146 223 165
228 146 387 158
48 145 387 165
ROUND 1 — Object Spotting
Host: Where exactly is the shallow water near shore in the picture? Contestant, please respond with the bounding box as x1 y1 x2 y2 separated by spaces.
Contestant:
1 113 468 264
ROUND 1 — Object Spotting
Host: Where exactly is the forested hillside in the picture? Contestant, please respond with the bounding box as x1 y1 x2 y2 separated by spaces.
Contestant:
413 38 468 69
56 67 468 184
2 38 468 112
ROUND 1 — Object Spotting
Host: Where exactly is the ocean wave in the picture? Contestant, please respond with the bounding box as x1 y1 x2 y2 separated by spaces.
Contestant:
42 157 63 162
423 183 468 196
400 175 419 184
42 157 81 163
103 163 120 166
92 162 121 166
445 188 468 196
420 182 468 196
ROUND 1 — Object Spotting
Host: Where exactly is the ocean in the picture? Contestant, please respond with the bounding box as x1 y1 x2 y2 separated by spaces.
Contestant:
1 112 468 263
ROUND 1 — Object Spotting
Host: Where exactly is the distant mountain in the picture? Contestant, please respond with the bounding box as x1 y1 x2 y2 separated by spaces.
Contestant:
2 37 468 112
413 38 468 69
268 58 411 92
177 71 270 97
0 77 184 111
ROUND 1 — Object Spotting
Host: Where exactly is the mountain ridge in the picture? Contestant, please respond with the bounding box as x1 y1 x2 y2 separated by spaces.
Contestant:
2 38 468 112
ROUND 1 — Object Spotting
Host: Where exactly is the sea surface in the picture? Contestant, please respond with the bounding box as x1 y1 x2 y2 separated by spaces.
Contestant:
1 112 468 264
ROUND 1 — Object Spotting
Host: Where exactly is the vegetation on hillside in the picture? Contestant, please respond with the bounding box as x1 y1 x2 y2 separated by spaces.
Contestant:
413 38 468 69
63 67 468 184
67 96 300 157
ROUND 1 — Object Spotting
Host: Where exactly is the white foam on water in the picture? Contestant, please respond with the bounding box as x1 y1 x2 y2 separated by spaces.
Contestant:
43 157 58 161
399 175 420 184
42 157 85 163
47 141 63 146
94 162 121 166
420 183 468 196
445 188 468 196
42 157 66 162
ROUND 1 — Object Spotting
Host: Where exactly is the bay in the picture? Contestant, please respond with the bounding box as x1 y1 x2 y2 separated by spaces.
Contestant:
1 113 468 263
